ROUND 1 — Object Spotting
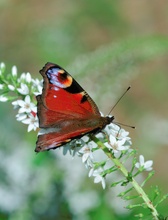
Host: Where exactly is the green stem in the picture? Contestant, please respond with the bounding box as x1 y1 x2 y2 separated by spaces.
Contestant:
91 135 159 220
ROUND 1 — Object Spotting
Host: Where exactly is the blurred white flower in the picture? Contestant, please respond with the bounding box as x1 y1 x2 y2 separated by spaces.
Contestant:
22 113 39 132
92 167 106 189
0 84 4 90
62 143 75 156
0 95 8 102
32 79 43 95
8 84 15 91
18 73 26 82
17 95 36 114
78 144 93 163
12 100 20 109
135 155 153 171
81 135 89 143
95 132 105 139
12 100 29 111
12 66 17 77
16 113 27 121
62 139 83 157
0 62 5 69
17 83 29 95
88 167 94 177
67 191 99 216
104 123 120 136
78 141 97 166
25 72 32 83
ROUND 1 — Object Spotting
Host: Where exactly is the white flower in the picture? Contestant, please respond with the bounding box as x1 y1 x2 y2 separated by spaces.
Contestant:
16 113 27 121
12 100 20 109
105 124 131 141
18 73 26 82
81 135 89 143
17 83 29 95
17 95 36 114
0 95 8 102
0 62 6 76
95 132 105 139
0 84 4 90
104 123 120 136
135 155 153 171
91 168 106 189
78 144 93 163
62 143 76 156
104 135 128 153
78 141 97 165
88 167 94 177
32 79 43 96
12 66 17 77
0 62 5 69
22 113 39 132
25 72 32 83
8 84 15 91
62 138 87 157
116 129 130 140
18 72 32 83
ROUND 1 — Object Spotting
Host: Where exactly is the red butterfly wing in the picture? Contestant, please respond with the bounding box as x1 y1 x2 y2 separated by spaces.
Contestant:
37 62 100 128
35 62 113 152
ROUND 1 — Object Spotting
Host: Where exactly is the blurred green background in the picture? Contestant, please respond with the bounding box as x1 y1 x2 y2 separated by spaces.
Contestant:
0 0 168 219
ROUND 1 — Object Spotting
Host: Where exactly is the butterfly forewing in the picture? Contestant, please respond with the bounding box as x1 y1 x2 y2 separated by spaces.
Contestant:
38 63 100 118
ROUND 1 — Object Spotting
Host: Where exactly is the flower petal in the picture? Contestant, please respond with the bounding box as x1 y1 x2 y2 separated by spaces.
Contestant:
0 95 8 102
139 155 145 165
12 66 17 76
144 160 153 169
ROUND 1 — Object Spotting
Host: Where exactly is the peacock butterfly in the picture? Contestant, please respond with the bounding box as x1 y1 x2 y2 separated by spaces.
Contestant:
35 62 114 152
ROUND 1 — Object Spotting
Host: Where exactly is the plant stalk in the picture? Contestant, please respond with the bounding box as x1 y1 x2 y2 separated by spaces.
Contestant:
91 135 159 220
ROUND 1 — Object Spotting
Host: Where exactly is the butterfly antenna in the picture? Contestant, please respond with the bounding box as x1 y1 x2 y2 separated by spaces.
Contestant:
108 86 131 115
113 121 136 129
107 86 135 129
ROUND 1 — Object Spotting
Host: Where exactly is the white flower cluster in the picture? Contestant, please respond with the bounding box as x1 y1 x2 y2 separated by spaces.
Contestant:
0 62 153 189
0 62 42 132
104 124 132 155
80 124 132 189
12 96 39 132
64 123 153 189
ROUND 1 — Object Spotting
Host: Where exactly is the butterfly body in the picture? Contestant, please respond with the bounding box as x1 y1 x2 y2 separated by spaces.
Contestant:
35 62 114 152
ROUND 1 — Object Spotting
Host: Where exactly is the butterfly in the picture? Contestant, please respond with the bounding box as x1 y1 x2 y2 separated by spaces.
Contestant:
35 62 114 152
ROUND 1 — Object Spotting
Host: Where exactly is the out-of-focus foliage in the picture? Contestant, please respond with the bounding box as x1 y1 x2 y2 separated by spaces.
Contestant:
0 1 168 219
